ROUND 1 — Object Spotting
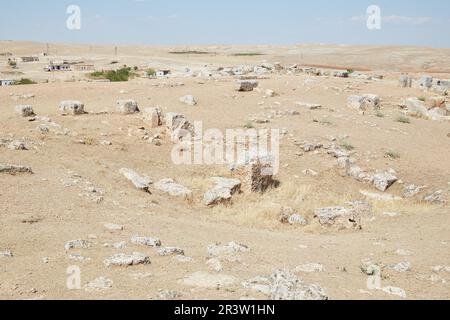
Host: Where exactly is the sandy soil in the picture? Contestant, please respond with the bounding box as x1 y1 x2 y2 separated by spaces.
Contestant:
0 41 449 300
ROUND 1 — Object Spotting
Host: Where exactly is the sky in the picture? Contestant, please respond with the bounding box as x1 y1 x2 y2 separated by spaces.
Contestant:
0 0 449 47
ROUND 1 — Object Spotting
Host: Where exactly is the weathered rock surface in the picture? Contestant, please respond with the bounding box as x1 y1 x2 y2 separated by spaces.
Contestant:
15 105 35 117
143 107 163 128
119 168 152 192
116 100 139 114
242 269 328 300
0 164 33 175
131 236 161 247
372 171 398 192
60 100 85 115
158 247 185 256
179 95 197 106
104 252 151 267
231 153 275 193
236 80 259 92
347 94 380 111
64 239 91 251
204 177 241 206
154 178 193 200
314 207 362 230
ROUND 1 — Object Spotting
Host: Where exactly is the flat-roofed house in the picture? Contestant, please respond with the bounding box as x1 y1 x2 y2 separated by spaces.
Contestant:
44 62 71 72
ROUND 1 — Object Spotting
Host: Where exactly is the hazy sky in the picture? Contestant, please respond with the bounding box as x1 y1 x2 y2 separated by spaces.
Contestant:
1 0 449 47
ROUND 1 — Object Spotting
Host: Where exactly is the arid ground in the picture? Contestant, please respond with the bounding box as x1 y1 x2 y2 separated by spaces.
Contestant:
0 41 449 300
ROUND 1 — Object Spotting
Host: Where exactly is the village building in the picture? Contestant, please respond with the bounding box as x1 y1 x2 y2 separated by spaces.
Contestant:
20 56 40 63
0 79 14 86
74 64 95 71
44 62 71 72
156 70 171 77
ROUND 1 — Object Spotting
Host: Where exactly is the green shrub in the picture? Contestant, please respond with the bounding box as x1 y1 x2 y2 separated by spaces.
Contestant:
340 141 355 151
14 78 36 85
90 67 134 82
396 115 411 124
146 68 156 77
385 151 400 160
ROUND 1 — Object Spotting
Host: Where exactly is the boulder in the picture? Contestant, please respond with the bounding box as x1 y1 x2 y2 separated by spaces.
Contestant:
131 236 161 247
165 112 195 142
143 107 163 128
242 269 328 300
104 252 151 267
154 178 193 200
179 95 197 106
419 75 433 89
116 99 139 114
314 207 361 230
0 164 33 175
119 168 152 192
64 239 91 251
371 171 398 192
347 94 380 111
279 207 308 226
59 100 85 115
405 97 429 118
204 177 241 206
236 80 259 92
15 105 35 117
231 153 275 193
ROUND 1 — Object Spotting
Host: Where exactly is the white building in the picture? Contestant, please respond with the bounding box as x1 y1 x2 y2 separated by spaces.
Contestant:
0 79 13 86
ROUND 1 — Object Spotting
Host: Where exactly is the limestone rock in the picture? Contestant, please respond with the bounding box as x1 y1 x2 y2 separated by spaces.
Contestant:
60 100 85 115
116 100 139 114
0 164 33 175
64 239 91 251
104 252 151 267
131 236 161 247
347 94 380 111
154 178 193 200
204 177 241 206
158 247 184 256
372 171 397 192
314 207 361 230
15 105 35 117
242 269 328 300
231 153 275 193
236 80 259 92
179 95 197 106
85 277 113 292
143 107 163 128
119 168 152 192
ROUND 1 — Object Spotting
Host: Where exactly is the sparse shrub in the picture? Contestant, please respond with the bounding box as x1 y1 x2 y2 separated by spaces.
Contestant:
385 151 400 160
8 59 17 68
340 141 355 151
244 121 255 129
146 68 156 77
396 115 411 124
14 78 36 85
375 111 385 118
89 67 134 82
418 96 426 102
347 69 355 74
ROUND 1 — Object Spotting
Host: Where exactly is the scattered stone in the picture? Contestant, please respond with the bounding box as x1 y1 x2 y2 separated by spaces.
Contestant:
68 254 91 262
119 168 152 192
131 236 161 247
182 272 237 288
314 207 361 230
154 178 193 200
85 277 113 292
104 252 151 267
0 164 33 175
179 95 197 106
347 94 380 111
387 262 412 273
59 100 85 115
207 258 224 272
236 80 259 92
104 223 123 231
419 75 433 89
116 100 139 114
264 89 277 97
382 286 407 299
143 107 163 128
15 105 35 117
404 184 426 198
295 263 324 273
158 247 184 256
204 177 241 206
360 260 381 276
424 190 446 204
279 207 308 226
372 171 398 192
64 240 91 251
242 269 328 300
159 290 182 300
295 102 322 110
231 153 275 193
0 250 13 258
302 169 318 177
207 241 249 261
